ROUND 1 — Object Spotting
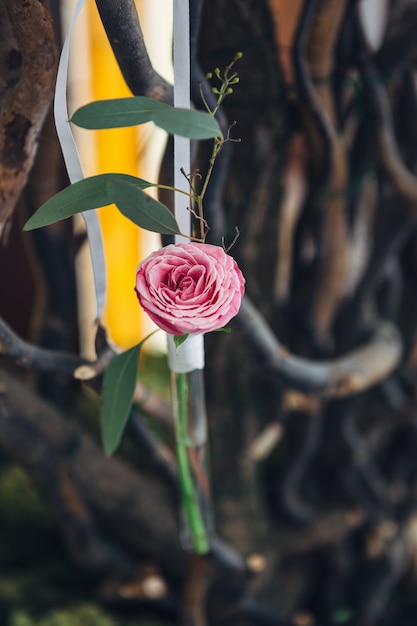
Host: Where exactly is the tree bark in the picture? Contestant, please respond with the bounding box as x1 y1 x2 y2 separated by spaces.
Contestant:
0 0 57 238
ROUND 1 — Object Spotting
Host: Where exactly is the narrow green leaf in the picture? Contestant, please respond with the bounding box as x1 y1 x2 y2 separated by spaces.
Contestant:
71 96 222 139
107 180 182 235
100 343 140 456
173 334 189 348
151 107 221 139
71 96 166 128
23 173 154 230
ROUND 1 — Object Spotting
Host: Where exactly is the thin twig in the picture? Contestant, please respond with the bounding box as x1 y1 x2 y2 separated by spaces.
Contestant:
190 0 232 244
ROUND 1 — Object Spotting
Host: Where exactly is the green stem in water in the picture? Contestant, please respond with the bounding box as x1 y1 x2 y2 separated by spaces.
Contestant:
175 372 209 554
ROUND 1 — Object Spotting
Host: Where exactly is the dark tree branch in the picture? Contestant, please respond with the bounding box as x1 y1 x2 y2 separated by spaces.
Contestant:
292 0 331 186
292 0 351 344
0 315 84 374
375 4 417 85
337 398 392 522
356 12 417 205
280 407 324 523
0 314 173 427
341 213 417 351
0 366 186 586
94 0 173 103
128 410 177 492
358 530 410 626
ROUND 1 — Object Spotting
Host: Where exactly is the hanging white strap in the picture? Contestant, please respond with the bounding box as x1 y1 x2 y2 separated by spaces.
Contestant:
173 0 191 243
54 0 107 321
169 0 205 371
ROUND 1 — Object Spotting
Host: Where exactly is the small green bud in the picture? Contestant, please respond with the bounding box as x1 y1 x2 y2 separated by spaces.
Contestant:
226 87 233 94
230 77 240 84
234 51 243 60
206 72 213 79
211 87 220 94
214 67 221 78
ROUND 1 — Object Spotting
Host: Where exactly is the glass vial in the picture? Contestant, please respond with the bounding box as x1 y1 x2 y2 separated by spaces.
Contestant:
168 334 213 553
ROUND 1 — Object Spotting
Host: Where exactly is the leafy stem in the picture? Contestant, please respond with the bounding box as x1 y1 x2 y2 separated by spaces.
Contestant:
200 51 242 118
192 53 242 240
156 183 198 201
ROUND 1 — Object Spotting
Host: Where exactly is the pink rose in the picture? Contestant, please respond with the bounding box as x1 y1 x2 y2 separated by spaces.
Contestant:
135 242 245 335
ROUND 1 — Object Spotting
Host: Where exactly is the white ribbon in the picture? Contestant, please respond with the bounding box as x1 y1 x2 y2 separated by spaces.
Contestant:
170 0 206 373
54 0 106 320
167 334 205 373
173 0 191 244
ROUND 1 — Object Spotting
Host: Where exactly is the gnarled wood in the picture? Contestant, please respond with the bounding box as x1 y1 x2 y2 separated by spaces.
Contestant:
0 0 57 238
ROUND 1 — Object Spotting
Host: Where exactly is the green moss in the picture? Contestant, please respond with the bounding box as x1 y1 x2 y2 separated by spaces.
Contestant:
0 400 173 626
8 604 171 626
7 612 32 626
0 464 57 569
0 465 52 526
8 604 116 626
0 463 98 622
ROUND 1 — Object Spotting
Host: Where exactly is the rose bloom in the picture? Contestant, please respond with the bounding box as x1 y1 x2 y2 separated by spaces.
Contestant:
135 242 245 335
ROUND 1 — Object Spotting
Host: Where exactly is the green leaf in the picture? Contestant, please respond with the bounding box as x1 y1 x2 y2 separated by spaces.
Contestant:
23 173 154 230
100 343 141 456
173 334 189 348
71 96 222 139
148 107 221 139
107 180 182 235
213 327 231 334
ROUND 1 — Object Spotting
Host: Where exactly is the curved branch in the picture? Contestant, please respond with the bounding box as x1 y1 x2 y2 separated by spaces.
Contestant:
358 531 410 626
0 316 172 426
356 14 417 204
292 0 350 343
236 295 403 397
362 64 417 202
0 316 85 374
375 5 417 86
280 407 324 523
274 133 306 303
336 398 392 521
292 0 330 183
94 0 173 103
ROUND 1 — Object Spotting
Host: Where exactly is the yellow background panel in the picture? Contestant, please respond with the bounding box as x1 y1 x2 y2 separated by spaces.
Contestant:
86 1 146 348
